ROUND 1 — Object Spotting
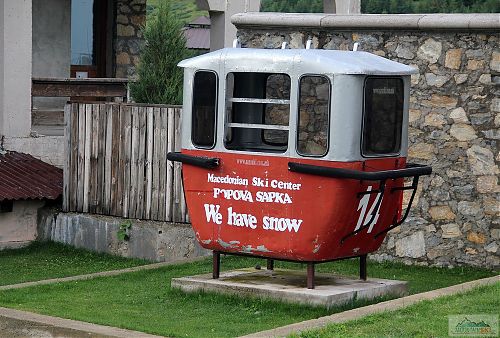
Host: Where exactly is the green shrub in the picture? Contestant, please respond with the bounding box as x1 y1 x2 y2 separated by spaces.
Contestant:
130 0 191 104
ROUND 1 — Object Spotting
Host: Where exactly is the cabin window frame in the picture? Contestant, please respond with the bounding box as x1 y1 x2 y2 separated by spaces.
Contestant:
191 69 219 150
223 72 291 154
361 76 404 158
296 74 331 158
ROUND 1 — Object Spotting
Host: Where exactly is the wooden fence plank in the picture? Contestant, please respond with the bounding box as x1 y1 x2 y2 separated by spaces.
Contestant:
156 108 165 221
96 104 106 214
151 107 161 220
173 107 183 223
115 105 124 216
103 104 113 214
175 107 188 223
135 106 147 219
128 106 139 219
122 105 132 218
164 108 174 221
70 103 79 211
76 104 85 212
63 103 71 212
145 107 154 219
89 104 99 213
110 104 120 215
83 104 92 213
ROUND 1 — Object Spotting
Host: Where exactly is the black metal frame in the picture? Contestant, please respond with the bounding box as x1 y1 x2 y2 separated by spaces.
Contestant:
211 250 369 290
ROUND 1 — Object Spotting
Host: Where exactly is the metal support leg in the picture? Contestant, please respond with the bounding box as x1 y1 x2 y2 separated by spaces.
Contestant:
360 255 367 281
213 251 220 279
267 259 274 270
307 262 315 289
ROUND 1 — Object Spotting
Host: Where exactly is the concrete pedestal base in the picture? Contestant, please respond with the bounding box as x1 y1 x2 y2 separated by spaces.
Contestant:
171 268 408 309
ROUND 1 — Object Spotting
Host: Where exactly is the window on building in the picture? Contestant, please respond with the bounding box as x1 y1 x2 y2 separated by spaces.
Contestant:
192 71 218 148
362 77 404 156
0 200 13 213
297 75 330 157
224 73 291 153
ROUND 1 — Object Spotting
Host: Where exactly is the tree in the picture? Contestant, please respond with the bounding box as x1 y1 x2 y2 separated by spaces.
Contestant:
130 0 191 105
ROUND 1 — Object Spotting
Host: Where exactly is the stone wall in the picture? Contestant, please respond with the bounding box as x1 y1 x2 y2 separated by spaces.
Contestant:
38 211 209 262
115 0 146 78
233 14 499 269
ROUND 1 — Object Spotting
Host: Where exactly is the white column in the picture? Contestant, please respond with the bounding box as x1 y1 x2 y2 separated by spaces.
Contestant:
197 0 261 51
323 0 361 14
0 0 33 138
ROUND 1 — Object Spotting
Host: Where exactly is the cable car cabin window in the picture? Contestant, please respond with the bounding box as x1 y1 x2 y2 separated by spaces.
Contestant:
192 71 218 148
362 77 404 157
297 75 330 157
224 73 291 153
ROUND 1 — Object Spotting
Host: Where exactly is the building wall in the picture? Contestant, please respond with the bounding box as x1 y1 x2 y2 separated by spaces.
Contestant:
0 0 32 138
234 14 499 269
32 0 71 111
0 2 4 137
0 200 45 249
114 0 146 78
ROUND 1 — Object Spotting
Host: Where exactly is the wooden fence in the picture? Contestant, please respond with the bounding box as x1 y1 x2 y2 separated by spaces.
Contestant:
63 102 189 223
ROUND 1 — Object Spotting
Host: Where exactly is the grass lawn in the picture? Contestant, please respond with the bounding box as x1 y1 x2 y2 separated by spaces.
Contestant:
0 243 496 337
0 241 148 286
292 282 500 338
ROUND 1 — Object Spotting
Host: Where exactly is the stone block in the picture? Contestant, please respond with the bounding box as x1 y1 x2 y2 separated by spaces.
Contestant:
490 51 500 72
449 124 477 141
466 145 499 175
172 269 408 309
467 232 486 245
409 109 422 123
417 38 442 64
395 231 426 258
424 94 457 109
429 206 455 221
483 129 500 140
454 73 468 84
395 44 415 59
449 107 469 124
408 143 435 160
478 74 491 84
457 201 481 216
476 176 499 193
116 52 130 65
445 48 462 69
441 223 461 238
423 112 446 128
485 242 498 253
117 24 136 37
483 198 500 216
467 60 486 71
425 73 449 87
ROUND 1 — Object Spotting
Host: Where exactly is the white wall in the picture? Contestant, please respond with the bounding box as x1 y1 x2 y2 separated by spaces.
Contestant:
0 2 4 137
32 0 71 110
0 0 32 138
0 200 45 248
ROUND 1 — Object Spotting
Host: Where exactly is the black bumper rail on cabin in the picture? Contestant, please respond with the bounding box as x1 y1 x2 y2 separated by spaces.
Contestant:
167 152 220 169
288 162 432 243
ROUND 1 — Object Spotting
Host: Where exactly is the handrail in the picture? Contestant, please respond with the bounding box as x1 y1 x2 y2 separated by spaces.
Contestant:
167 152 220 169
288 162 432 181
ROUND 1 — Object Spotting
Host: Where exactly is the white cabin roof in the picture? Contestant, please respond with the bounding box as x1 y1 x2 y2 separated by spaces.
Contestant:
178 48 417 76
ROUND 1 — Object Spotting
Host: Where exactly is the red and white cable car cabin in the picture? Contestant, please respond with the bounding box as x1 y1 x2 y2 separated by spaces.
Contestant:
168 48 431 286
